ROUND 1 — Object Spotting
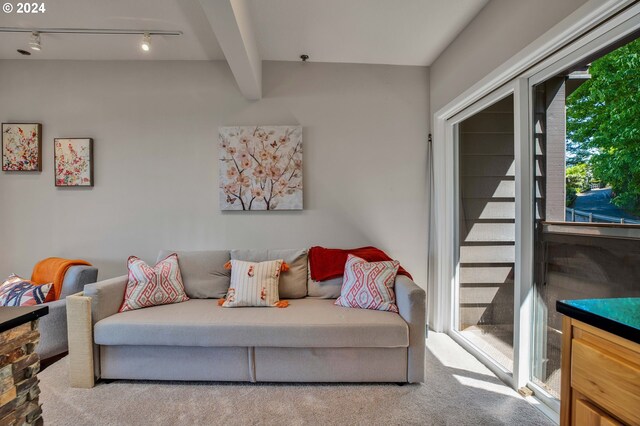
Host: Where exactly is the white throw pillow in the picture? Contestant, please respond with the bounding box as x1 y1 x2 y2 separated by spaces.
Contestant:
222 259 284 307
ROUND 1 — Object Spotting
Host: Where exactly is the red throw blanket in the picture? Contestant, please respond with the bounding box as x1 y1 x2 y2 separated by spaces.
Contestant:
308 246 412 281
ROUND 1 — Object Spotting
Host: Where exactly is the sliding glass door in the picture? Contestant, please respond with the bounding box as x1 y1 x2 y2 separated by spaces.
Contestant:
435 2 640 416
528 27 640 406
455 95 516 374
450 10 640 413
446 80 532 390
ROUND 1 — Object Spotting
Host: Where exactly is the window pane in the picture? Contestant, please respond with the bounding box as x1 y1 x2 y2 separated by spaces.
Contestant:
457 95 515 372
565 38 640 224
532 36 640 398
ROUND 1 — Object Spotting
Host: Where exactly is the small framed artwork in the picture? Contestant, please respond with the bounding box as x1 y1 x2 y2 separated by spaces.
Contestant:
2 123 42 171
54 138 94 187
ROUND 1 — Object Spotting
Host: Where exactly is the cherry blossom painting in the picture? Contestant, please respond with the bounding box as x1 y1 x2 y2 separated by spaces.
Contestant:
219 126 302 210
2 123 42 171
54 138 94 187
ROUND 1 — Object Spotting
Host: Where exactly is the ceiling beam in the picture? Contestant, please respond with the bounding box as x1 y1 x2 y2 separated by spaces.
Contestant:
199 0 261 100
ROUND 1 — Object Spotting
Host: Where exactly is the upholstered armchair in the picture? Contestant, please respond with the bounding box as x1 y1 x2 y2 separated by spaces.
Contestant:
36 265 98 360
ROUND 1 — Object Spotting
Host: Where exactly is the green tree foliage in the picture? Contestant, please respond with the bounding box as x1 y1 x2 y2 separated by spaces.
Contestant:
566 38 640 213
566 163 590 206
566 186 577 207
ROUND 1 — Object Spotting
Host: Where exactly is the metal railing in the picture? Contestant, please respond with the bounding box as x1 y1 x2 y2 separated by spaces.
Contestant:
566 208 640 224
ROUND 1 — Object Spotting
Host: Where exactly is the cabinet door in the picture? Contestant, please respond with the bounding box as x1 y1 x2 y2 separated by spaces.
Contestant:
571 338 640 425
574 399 622 426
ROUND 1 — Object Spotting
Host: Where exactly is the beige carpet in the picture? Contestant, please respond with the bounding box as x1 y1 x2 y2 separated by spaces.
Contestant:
39 333 553 425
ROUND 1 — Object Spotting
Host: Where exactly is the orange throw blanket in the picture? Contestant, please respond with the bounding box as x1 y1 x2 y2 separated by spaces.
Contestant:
31 257 92 301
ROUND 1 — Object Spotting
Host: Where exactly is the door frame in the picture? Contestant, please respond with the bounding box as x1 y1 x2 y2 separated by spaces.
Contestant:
430 0 635 333
429 0 640 413
442 79 531 390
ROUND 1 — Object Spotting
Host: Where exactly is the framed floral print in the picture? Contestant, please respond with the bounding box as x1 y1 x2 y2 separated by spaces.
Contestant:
54 138 94 187
2 123 42 171
219 126 303 210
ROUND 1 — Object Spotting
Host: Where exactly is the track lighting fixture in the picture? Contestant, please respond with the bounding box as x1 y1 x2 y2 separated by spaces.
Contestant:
141 33 151 52
29 32 41 51
0 27 183 53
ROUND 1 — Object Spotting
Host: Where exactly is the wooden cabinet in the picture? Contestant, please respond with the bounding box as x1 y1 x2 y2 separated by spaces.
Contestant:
575 399 623 426
561 317 640 426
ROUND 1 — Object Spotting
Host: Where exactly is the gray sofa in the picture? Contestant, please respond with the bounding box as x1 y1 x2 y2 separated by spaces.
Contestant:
36 265 98 359
67 250 425 387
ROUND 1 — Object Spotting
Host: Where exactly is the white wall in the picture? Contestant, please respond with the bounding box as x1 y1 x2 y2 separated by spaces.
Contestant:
0 60 429 287
429 0 589 114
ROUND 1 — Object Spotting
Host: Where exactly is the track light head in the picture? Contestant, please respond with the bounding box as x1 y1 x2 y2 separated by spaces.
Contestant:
141 33 151 52
29 32 41 51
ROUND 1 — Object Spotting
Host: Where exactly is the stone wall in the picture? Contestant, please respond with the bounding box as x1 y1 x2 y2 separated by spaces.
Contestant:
0 320 43 426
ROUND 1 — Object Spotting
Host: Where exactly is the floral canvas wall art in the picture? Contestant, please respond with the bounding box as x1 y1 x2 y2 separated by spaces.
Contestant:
2 123 42 171
54 138 94 187
219 126 302 210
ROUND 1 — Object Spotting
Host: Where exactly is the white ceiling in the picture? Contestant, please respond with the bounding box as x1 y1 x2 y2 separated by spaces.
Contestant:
248 0 488 66
0 0 488 65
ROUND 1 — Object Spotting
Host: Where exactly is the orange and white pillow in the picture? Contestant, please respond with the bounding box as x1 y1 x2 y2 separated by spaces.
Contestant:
335 254 399 312
221 259 285 307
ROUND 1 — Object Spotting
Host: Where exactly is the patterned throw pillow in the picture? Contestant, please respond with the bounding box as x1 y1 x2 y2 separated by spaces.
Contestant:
335 254 400 312
120 253 189 312
222 259 284 307
0 274 53 307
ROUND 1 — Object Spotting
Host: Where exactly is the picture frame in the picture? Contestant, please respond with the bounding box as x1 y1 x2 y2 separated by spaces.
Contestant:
2 123 42 171
219 126 303 210
54 138 94 187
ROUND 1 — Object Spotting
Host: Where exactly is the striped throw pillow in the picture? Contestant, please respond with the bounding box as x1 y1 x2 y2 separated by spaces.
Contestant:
222 259 283 307
0 274 53 307
335 254 399 312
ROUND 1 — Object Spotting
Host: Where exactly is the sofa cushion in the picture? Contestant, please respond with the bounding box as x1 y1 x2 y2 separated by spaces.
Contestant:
307 259 343 298
94 298 408 348
157 250 230 299
231 249 307 298
307 276 343 298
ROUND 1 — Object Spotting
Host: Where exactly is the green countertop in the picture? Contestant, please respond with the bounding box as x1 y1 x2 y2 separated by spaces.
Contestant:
556 298 640 344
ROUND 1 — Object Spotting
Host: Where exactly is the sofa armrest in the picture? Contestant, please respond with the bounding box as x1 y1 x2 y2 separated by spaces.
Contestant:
67 275 126 388
36 299 68 360
60 265 99 299
83 275 127 325
66 292 95 388
395 275 426 383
